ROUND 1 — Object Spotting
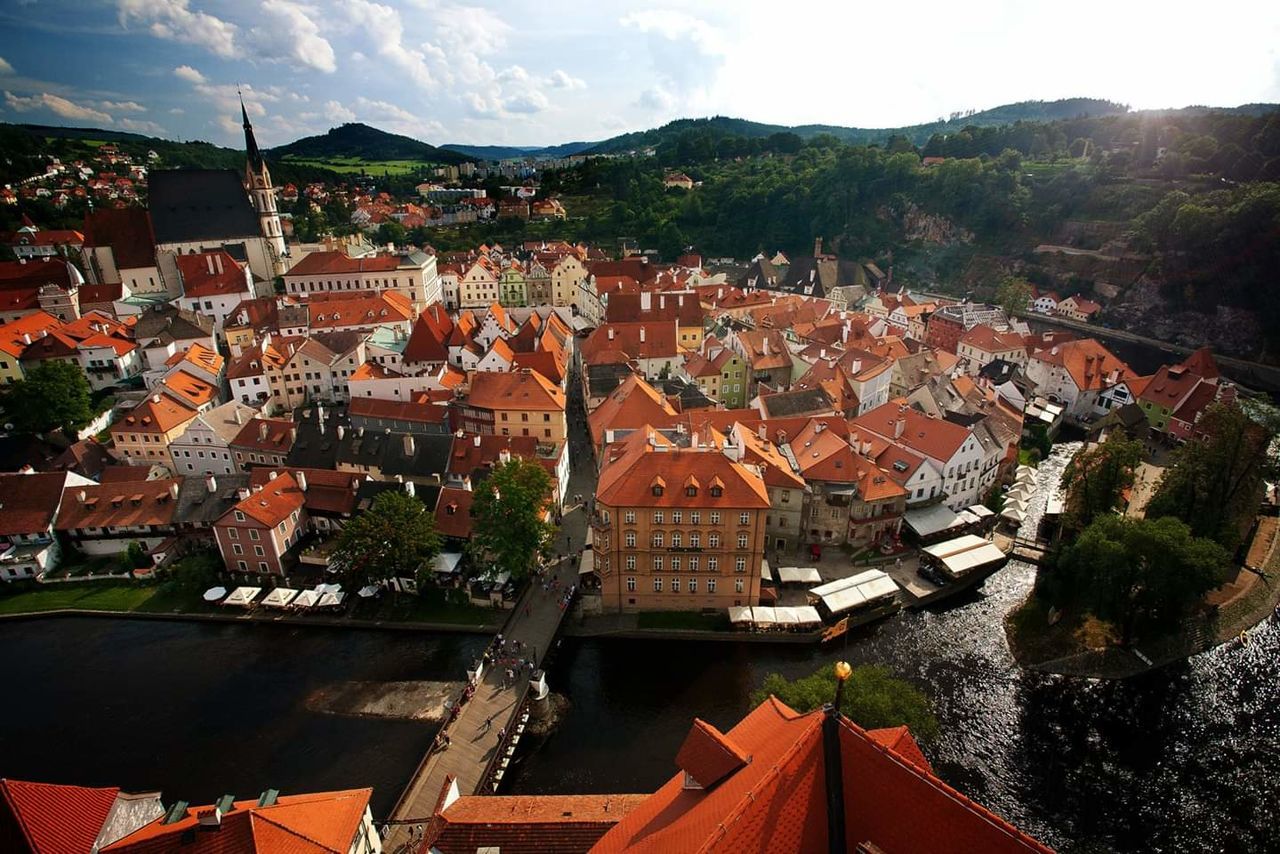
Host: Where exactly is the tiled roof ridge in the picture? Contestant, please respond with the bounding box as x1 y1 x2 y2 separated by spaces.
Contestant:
695 714 824 854
251 809 344 853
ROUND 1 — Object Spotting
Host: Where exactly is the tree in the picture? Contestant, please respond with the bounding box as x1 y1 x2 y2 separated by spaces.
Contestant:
2 360 93 434
375 220 407 246
1050 515 1230 643
330 490 441 588
1146 402 1278 549
1060 434 1143 530
471 457 557 581
995 275 1033 317
752 664 938 741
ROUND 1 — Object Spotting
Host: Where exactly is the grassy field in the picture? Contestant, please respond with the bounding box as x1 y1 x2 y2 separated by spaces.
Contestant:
349 587 503 626
281 155 437 176
0 580 161 615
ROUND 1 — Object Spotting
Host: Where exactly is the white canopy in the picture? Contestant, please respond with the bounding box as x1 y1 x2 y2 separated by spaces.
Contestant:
357 585 380 598
313 583 342 595
957 509 981 526
760 559 772 581
812 570 899 615
789 605 823 626
432 552 463 575
202 586 227 603
750 606 777 626
967 504 995 519
318 591 346 608
923 534 1007 578
223 587 261 607
728 606 754 624
292 589 320 609
261 588 298 609
777 566 822 585
904 503 964 538
1000 505 1026 521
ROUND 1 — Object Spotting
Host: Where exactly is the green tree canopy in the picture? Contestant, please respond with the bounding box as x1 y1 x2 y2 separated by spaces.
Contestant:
752 664 938 741
995 275 1033 317
330 490 441 588
1060 434 1143 531
1048 515 1230 643
471 457 557 581
1146 402 1278 549
2 360 93 434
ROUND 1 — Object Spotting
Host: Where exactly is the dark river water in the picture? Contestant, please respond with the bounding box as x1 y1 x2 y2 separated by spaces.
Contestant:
1 449 1277 852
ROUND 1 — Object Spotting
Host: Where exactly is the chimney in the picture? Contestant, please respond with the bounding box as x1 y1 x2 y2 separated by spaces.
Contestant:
337 425 345 440
206 474 217 494
639 326 646 344
169 482 179 500
403 434 416 456
214 254 223 274
762 336 769 356
814 236 823 257
296 471 308 492
196 808 222 830
237 487 251 500
819 347 826 359
206 254 216 275
289 427 297 443
317 404 325 435
152 393 161 404
607 327 615 341
757 423 766 440
233 407 243 425
78 490 87 504
474 435 482 447
21 332 31 345
268 471 278 480
893 417 905 439
640 292 651 311
659 294 666 311
259 422 269 441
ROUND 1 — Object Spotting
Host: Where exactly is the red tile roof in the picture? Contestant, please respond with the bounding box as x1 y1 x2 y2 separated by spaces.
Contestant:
467 369 566 412
104 788 372 854
426 792 646 854
1031 338 1134 393
285 250 399 276
82 207 156 269
596 435 769 510
176 251 249 299
588 373 679 448
0 311 62 358
248 467 361 516
113 395 199 435
676 719 751 789
231 417 297 453
349 396 450 425
581 321 680 366
404 303 453 363
222 473 305 527
0 778 119 854
435 486 476 539
852 402 972 463
55 480 182 531
0 473 68 537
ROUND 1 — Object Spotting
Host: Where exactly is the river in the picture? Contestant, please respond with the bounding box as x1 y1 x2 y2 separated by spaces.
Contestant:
1 449 1277 852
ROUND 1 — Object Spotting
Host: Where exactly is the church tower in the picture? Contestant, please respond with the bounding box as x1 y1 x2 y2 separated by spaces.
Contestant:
242 97 287 277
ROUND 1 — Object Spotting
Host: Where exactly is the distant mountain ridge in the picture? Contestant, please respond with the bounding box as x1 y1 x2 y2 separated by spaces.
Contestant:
442 141 597 160
584 99 1134 153
266 122 472 165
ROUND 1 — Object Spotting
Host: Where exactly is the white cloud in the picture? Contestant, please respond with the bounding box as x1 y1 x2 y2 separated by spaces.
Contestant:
324 99 355 122
621 9 727 110
548 69 586 90
118 117 167 134
117 0 238 58
5 90 114 124
169 107 185 115
0 57 14 76
636 87 675 112
251 1 336 74
346 0 437 89
100 100 147 112
172 64 206 84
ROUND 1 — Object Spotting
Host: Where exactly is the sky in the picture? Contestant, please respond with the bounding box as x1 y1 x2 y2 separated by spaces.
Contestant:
0 0 1278 149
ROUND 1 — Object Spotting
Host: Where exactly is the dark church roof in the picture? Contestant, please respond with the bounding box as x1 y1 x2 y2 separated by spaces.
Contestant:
148 170 260 245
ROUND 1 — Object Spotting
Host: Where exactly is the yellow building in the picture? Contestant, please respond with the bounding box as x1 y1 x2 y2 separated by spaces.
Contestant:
0 311 63 385
458 369 568 444
110 393 199 468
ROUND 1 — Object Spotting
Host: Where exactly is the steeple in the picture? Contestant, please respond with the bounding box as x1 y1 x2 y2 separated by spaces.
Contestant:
241 92 264 172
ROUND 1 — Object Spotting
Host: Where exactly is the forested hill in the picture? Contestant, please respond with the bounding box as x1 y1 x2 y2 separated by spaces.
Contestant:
442 141 597 160
266 123 473 165
585 99 1131 153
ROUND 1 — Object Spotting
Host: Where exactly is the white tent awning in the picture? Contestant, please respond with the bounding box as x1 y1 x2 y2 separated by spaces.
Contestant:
261 588 298 608
223 587 261 607
777 566 822 585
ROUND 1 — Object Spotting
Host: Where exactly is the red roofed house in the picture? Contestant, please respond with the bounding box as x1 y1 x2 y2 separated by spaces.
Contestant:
592 426 770 613
212 472 307 575
231 416 297 470
54 478 183 556
1025 338 1136 421
0 778 163 854
0 471 95 579
587 373 680 459
580 321 680 381
103 788 379 854
957 324 1028 375
435 485 477 543
0 310 64 385
283 248 440 308
80 207 162 296
174 250 254 334
1055 294 1103 322
457 369 567 445
109 393 200 468
851 401 990 509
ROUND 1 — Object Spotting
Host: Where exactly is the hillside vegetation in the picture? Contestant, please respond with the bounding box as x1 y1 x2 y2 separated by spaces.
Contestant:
267 122 472 165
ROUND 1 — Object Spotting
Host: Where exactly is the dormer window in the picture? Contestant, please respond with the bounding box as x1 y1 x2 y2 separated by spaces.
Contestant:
710 486 723 498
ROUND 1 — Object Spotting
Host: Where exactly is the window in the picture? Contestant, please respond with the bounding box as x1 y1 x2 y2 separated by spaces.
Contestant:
625 555 636 570
652 484 664 496
708 557 719 572
690 512 700 524
237 560 248 571
259 562 269 572
734 578 744 594
671 532 682 548
688 579 697 592
228 528 238 540
737 534 748 549
708 578 717 593
689 556 699 571
249 529 259 541
652 556 663 571
626 577 636 592
652 533 664 548
232 543 243 555
624 511 636 524
739 512 750 525
670 556 681 572
254 546 265 557
708 533 720 548
653 511 664 524
689 532 701 548
735 557 747 572
672 511 682 524
710 512 720 525
653 578 663 592
710 486 723 497
685 485 697 497
234 511 245 522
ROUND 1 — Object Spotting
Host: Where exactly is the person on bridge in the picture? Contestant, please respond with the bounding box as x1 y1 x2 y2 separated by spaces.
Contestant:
481 716 493 734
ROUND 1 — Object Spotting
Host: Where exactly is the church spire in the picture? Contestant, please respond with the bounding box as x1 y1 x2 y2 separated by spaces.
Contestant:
241 91 264 172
